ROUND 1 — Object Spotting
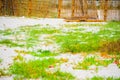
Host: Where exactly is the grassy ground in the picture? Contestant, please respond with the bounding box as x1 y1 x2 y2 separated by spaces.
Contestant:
0 21 120 80
9 58 74 80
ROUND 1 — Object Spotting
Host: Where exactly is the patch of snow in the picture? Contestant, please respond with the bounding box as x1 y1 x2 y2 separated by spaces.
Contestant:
0 46 17 69
71 70 96 80
56 53 120 79
60 63 73 72
39 34 52 40
0 16 106 30
0 17 65 30
78 26 100 33
97 63 120 78
32 43 59 52
0 76 13 80
56 53 83 64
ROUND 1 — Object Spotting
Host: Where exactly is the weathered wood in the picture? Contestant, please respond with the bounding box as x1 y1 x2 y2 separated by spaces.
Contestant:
58 0 62 18
28 0 32 17
79 0 84 16
84 0 88 16
71 0 75 17
92 0 98 19
104 0 108 21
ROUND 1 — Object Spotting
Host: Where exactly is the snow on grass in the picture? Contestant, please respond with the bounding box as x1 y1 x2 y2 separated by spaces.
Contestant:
0 46 17 69
0 17 120 80
0 17 65 30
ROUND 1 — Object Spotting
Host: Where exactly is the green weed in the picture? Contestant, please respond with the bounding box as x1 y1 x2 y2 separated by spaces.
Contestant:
64 23 104 28
0 69 5 77
54 22 120 53
0 69 9 77
0 39 24 47
13 54 24 61
75 56 113 70
9 58 74 80
100 40 120 54
0 58 2 63
87 76 104 80
24 25 60 48
29 50 59 57
87 76 120 80
0 29 13 35
54 32 101 53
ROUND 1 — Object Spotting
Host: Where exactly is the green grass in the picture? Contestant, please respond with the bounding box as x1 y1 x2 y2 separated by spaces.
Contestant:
87 76 120 80
0 29 13 35
75 56 114 70
0 22 120 80
100 40 120 54
0 25 60 48
29 50 59 57
115 55 120 68
0 69 6 77
1 22 119 53
9 58 74 80
57 33 100 53
0 69 10 77
13 54 24 61
54 31 101 53
23 25 60 48
53 22 120 53
14 50 58 58
0 58 2 63
0 39 24 47
63 23 104 28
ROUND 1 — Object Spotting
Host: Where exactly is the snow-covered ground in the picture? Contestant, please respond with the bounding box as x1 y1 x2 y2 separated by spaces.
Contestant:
0 17 65 30
0 16 106 30
0 17 120 80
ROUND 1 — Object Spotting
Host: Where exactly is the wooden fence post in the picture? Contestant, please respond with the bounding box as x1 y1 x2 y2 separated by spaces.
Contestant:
104 0 108 21
58 0 62 18
28 0 32 17
72 0 75 17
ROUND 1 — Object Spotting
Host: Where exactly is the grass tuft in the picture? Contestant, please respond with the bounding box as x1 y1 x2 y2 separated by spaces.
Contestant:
29 50 59 57
9 58 74 80
100 39 120 54
0 39 24 47
75 56 114 70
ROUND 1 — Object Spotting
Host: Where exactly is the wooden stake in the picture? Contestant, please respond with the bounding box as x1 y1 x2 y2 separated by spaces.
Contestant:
28 0 32 17
83 0 88 17
92 0 98 19
79 0 84 16
72 0 75 17
58 0 62 18
104 0 108 21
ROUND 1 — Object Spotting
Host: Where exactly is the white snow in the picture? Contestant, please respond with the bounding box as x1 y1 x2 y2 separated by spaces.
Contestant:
0 17 119 80
0 17 65 30
56 54 120 79
0 46 17 69
97 63 120 78
0 16 106 30
78 26 100 33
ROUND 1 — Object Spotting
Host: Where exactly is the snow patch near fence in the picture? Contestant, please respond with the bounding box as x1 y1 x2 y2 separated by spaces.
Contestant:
0 17 65 30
